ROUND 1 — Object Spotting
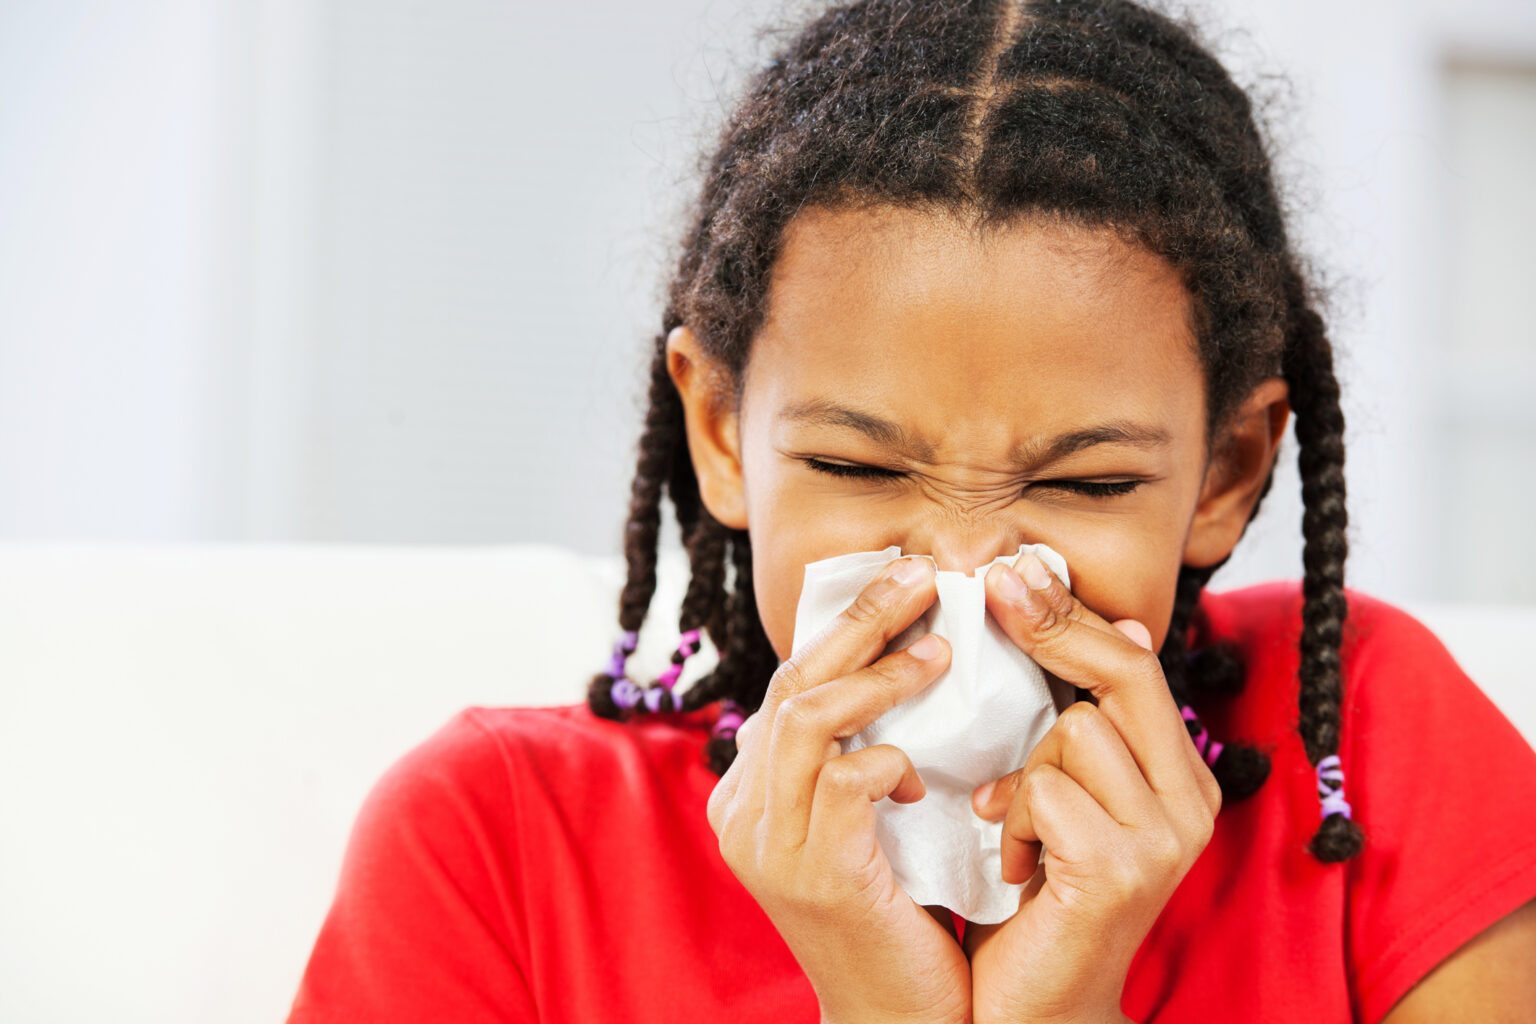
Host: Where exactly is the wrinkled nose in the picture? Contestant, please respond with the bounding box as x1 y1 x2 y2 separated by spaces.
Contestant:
914 524 1027 574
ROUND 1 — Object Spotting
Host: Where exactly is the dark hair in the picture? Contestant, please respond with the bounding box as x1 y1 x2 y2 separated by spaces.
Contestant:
586 0 1362 863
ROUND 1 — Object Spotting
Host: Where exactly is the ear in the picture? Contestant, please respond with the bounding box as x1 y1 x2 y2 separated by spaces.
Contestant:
1183 377 1290 568
666 325 749 529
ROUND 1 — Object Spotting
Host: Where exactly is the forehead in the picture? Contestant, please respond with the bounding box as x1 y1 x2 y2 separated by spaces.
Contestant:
745 205 1206 449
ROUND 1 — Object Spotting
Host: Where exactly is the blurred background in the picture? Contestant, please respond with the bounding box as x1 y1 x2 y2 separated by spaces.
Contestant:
1 0 1534 602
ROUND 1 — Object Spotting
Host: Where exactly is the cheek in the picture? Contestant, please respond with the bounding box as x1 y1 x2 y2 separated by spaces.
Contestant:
747 501 873 663
751 548 797 663
740 445 886 661
1056 517 1187 651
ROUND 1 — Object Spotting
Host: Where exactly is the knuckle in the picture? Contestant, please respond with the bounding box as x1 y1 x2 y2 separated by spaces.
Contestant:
1186 800 1217 852
1129 650 1168 689
1020 766 1054 805
705 786 727 835
1055 700 1101 739
816 755 864 795
769 659 808 697
845 586 889 628
714 813 749 870
774 690 825 740
1033 599 1069 640
1147 828 1185 871
1199 766 1224 814
866 652 914 694
1194 809 1216 852
1106 854 1150 898
733 712 757 751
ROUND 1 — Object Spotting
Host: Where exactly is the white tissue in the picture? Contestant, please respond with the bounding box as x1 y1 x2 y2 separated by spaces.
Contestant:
790 544 1074 925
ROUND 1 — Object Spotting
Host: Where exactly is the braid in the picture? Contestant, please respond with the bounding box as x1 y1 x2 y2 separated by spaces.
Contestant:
1281 262 1364 862
1162 566 1270 802
694 533 777 773
587 338 682 718
590 0 1361 863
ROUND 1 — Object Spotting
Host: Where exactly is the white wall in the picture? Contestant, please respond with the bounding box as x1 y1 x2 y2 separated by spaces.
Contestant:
1209 0 1536 602
1 0 1533 603
0 1 246 540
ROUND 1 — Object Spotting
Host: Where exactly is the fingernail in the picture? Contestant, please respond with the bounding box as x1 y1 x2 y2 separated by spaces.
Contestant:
974 781 995 807
908 634 942 660
1020 552 1053 590
997 565 1027 602
891 557 929 586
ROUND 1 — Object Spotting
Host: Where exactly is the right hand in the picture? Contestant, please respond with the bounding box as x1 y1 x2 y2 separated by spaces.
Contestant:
706 556 971 1024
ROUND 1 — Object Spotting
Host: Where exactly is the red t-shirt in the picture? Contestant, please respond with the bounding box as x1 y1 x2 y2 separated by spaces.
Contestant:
287 583 1536 1022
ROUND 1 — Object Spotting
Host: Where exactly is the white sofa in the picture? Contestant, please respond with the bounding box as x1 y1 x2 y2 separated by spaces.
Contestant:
0 543 1530 1024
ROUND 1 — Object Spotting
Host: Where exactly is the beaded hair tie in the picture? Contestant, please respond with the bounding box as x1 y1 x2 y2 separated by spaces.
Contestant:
1315 754 1353 820
712 700 746 745
608 628 702 713
1180 703 1223 768
604 630 643 710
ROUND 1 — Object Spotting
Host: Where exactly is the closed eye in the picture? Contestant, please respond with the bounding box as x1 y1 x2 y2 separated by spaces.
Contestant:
800 459 1144 498
801 458 902 480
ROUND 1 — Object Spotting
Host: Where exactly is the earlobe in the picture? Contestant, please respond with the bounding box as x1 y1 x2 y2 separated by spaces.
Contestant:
665 325 749 530
1183 377 1291 568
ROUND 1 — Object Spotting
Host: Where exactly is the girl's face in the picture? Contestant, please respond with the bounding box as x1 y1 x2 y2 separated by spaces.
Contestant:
670 205 1289 660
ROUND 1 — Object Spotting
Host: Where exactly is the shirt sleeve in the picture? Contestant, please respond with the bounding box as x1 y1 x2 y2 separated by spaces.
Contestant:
286 710 538 1023
1342 596 1536 1023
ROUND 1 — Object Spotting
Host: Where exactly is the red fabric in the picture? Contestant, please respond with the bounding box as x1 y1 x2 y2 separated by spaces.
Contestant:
287 583 1536 1023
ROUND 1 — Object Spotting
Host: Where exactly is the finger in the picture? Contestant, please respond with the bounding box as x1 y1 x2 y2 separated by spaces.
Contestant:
1112 614 1216 804
1173 708 1226 818
974 701 1161 830
704 710 761 821
984 555 1195 801
758 556 938 722
1112 618 1154 652
1120 616 1222 819
765 635 950 842
731 556 936 836
802 743 926 869
1001 763 1118 885
734 711 759 751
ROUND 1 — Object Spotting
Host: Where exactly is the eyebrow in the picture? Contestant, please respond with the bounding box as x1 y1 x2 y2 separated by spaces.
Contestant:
780 398 1171 469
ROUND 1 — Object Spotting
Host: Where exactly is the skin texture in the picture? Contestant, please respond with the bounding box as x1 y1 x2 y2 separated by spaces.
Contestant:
1381 897 1536 1023
679 205 1536 1021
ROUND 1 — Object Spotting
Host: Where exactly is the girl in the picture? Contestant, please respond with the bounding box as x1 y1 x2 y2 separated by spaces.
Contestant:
288 1 1536 1021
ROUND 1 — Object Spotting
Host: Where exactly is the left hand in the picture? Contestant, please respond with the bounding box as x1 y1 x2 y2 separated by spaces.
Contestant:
965 553 1222 1024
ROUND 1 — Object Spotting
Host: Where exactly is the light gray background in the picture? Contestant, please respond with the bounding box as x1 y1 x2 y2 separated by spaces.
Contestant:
2 0 1533 604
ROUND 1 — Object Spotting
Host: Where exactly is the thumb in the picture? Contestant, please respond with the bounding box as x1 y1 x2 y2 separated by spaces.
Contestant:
1111 618 1154 652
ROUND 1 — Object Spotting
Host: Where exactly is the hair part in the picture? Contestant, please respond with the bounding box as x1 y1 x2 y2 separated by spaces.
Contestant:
588 0 1362 862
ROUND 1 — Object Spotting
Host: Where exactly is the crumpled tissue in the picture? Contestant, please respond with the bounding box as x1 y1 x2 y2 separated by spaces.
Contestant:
790 544 1074 924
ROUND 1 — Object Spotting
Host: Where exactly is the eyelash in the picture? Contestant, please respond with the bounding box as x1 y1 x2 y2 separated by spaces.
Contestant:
801 458 1145 497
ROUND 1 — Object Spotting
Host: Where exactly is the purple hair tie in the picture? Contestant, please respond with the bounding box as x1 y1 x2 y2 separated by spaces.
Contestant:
610 677 643 710
604 630 640 679
1315 754 1352 820
713 700 746 742
1180 704 1223 768
656 629 705 692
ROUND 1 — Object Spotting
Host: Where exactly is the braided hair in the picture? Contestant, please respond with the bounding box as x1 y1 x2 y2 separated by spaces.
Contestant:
585 0 1363 863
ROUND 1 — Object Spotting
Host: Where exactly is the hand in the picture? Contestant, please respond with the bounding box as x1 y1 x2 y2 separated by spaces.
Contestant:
706 556 973 1024
964 553 1221 1024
